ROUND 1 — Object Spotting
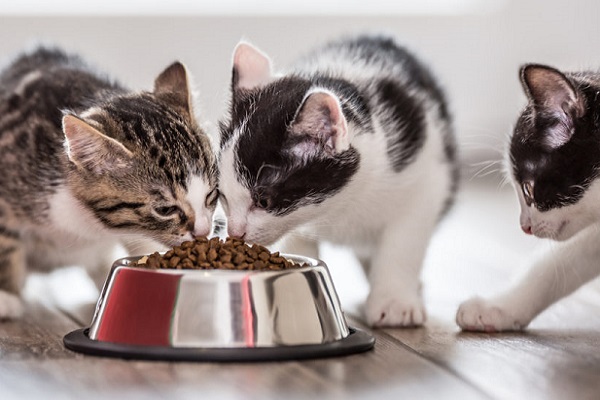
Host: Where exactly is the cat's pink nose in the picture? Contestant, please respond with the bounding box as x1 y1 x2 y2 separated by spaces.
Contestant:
227 224 246 239
521 225 532 235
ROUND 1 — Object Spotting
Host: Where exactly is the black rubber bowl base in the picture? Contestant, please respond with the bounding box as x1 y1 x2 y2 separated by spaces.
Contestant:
63 327 375 362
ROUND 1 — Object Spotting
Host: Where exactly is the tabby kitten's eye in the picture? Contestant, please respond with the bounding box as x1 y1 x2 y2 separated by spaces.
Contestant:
522 181 534 205
154 205 181 218
205 188 219 208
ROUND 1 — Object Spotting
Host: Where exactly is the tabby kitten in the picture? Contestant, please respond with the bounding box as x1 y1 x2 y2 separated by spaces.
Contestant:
457 64 600 331
0 47 218 318
218 35 458 327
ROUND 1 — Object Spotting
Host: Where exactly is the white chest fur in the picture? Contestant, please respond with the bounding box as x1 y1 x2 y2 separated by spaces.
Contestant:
25 186 121 272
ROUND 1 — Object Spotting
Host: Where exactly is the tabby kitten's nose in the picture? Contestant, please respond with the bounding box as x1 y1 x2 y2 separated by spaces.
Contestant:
522 225 532 235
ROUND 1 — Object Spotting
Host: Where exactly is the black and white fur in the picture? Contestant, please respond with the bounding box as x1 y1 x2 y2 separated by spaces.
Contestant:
218 35 458 327
458 65 600 331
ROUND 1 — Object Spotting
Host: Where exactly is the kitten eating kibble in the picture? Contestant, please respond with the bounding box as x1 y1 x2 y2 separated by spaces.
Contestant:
218 35 458 327
457 64 600 331
0 47 217 318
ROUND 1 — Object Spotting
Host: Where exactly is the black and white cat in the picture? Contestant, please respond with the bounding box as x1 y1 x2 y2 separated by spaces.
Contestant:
218 35 458 327
0 47 218 318
457 64 600 331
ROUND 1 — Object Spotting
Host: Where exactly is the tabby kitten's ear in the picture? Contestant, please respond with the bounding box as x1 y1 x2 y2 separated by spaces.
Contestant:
232 41 273 91
154 62 194 119
63 114 134 174
287 89 349 158
520 64 586 148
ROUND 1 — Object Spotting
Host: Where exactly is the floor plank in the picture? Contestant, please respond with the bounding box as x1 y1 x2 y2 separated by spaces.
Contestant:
0 302 79 361
381 319 600 400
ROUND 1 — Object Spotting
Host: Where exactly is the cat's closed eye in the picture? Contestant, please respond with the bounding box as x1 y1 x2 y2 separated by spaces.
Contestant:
154 205 182 218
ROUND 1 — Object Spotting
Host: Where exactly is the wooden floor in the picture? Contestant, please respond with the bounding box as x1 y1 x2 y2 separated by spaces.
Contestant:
2 180 600 400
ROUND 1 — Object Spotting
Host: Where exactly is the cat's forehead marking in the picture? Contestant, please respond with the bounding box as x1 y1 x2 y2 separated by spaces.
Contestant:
14 70 42 96
219 145 253 228
232 113 251 143
79 107 104 119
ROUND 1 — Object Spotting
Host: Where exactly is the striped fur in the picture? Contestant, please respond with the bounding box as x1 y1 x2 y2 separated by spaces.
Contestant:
0 47 217 316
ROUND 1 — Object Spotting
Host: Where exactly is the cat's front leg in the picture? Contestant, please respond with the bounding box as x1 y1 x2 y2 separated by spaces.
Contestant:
0 235 26 319
365 211 437 327
457 227 600 332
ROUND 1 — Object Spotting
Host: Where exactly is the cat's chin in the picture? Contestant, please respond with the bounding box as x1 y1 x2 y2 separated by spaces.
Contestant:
159 234 195 248
243 234 278 247
533 220 571 241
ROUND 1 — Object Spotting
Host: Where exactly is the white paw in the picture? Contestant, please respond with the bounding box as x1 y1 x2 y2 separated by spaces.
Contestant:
456 296 527 332
365 292 427 327
0 290 23 320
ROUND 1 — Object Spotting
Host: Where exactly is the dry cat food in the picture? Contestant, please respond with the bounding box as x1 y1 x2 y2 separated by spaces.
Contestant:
132 237 307 271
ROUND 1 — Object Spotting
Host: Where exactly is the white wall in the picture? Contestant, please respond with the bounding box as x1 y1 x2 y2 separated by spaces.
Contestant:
1 0 599 174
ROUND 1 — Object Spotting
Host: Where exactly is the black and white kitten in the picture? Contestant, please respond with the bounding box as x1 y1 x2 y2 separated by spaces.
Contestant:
218 35 458 327
0 47 218 318
458 64 600 331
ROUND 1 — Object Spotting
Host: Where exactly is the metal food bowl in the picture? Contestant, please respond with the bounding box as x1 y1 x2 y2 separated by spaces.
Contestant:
63 254 374 362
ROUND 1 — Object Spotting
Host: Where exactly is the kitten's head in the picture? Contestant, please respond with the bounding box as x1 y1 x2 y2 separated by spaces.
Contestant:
218 42 359 244
63 62 218 246
510 64 600 241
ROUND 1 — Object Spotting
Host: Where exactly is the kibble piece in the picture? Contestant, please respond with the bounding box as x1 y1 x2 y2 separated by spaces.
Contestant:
146 256 160 269
247 250 257 259
169 257 180 268
233 253 245 265
207 248 218 262
270 256 285 264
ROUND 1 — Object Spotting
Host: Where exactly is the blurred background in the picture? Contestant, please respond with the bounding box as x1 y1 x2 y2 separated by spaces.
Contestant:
1 0 599 174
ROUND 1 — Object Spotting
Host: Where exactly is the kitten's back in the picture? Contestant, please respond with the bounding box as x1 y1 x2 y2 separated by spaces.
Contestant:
295 36 447 107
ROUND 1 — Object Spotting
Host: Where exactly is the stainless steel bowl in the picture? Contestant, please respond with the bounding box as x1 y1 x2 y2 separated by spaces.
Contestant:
64 254 374 361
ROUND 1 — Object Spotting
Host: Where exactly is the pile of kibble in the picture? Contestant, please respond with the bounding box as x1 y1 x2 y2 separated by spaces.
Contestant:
132 237 307 271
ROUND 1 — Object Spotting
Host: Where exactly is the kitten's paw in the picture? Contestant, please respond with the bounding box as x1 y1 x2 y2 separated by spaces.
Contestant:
456 297 527 332
0 290 23 320
366 292 427 328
